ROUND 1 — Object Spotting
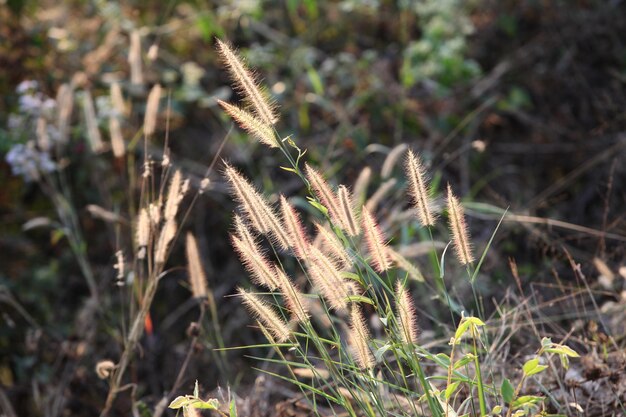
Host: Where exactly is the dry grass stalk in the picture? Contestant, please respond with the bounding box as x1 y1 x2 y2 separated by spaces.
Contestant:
386 247 424 282
405 150 436 227
36 117 50 151
238 289 291 342
362 206 391 272
395 281 418 345
275 267 309 323
447 184 474 265
224 164 289 250
128 30 143 87
164 170 184 221
279 195 310 259
109 116 125 158
216 39 277 125
312 223 352 269
337 185 360 236
307 246 355 312
56 83 73 144
81 90 104 153
349 307 374 370
154 219 176 265
110 82 127 117
186 233 208 298
231 235 280 290
381 144 408 179
144 84 162 136
218 100 278 148
305 164 344 228
353 166 372 205
365 178 397 212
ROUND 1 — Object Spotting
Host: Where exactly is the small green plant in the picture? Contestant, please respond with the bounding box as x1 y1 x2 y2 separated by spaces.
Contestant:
216 39 579 417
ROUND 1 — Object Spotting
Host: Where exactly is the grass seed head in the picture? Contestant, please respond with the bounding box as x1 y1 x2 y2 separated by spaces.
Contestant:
216 39 278 126
238 288 291 343
349 307 374 370
405 150 436 227
447 184 474 265
218 100 278 148
186 233 208 298
395 281 419 345
361 206 391 273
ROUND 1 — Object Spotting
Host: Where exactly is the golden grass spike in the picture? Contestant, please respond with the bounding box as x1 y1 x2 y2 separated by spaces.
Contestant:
128 30 144 87
238 289 291 343
312 222 352 269
337 185 360 236
365 178 397 212
186 233 208 299
279 195 310 259
405 150 436 227
233 214 258 250
216 39 278 125
305 164 344 228
353 166 372 205
231 235 280 290
143 84 162 136
218 100 278 148
386 247 425 282
56 83 74 144
155 219 176 265
382 143 408 179
361 206 391 272
447 184 474 265
395 281 419 345
81 90 105 153
136 208 150 260
224 163 289 250
275 267 309 323
307 246 355 312
349 307 374 370
164 170 183 221
109 116 125 158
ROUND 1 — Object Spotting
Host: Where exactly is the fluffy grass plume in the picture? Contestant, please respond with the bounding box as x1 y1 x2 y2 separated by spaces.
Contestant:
224 163 289 250
231 235 280 290
216 39 277 125
143 84 161 136
218 100 278 148
275 267 309 323
238 289 290 343
405 149 436 227
312 222 352 269
154 219 176 265
395 281 419 345
447 184 474 265
186 233 208 299
307 246 355 312
361 206 391 272
337 185 360 236
164 170 184 221
305 164 345 229
279 195 310 259
349 307 374 370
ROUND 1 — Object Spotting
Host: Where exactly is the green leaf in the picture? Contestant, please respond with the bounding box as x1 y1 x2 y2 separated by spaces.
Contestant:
453 353 476 370
168 396 188 409
307 199 328 216
435 353 451 367
230 399 237 417
500 378 514 404
491 405 502 415
522 358 547 376
445 381 461 400
511 395 544 408
374 343 392 363
345 295 375 305
544 345 579 358
279 166 298 174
